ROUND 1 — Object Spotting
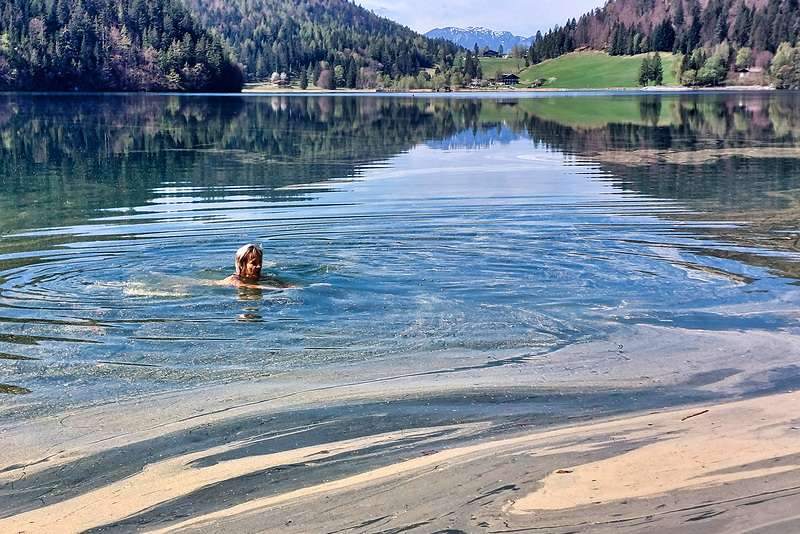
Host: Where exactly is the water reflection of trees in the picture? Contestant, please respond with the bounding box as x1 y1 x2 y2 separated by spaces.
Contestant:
0 95 433 191
518 93 800 153
514 93 800 274
0 95 458 229
0 96 495 194
5 92 800 230
513 93 800 212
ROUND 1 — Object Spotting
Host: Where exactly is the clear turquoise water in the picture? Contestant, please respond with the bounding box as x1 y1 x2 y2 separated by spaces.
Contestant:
2 92 800 414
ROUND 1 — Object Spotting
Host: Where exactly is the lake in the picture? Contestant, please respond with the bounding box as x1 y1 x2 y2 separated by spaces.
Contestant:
2 91 800 420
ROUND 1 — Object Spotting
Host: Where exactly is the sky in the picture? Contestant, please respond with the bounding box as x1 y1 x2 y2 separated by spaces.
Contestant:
355 0 606 37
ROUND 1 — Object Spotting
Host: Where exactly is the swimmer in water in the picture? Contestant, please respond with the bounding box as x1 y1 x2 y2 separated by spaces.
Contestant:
220 244 291 288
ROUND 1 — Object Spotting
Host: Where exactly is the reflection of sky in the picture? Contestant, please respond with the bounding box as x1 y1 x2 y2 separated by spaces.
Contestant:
427 125 528 150
361 138 604 204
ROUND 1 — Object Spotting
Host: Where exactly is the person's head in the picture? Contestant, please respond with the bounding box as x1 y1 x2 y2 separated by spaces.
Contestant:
235 244 262 279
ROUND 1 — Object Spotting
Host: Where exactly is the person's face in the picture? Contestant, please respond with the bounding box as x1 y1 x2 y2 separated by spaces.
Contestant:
240 252 262 279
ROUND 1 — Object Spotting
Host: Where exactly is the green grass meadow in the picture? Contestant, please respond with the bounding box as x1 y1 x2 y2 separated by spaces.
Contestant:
479 51 677 89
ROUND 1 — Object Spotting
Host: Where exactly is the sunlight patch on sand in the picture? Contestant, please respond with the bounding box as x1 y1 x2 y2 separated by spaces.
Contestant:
512 391 800 513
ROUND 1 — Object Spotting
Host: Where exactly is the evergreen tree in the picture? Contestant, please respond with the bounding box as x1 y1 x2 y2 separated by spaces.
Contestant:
652 20 676 51
687 17 703 52
610 24 626 55
346 58 357 88
713 14 728 44
181 0 453 86
674 0 685 27
731 3 753 46
653 51 663 84
464 50 475 79
638 54 654 85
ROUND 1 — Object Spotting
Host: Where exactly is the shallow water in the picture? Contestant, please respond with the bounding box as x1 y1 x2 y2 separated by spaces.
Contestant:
2 92 800 417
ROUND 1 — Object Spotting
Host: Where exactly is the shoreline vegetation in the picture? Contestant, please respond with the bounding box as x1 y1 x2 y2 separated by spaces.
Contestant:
240 51 776 93
241 83 775 93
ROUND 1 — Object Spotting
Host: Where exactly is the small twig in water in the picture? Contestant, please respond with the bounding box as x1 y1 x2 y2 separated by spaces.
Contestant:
681 409 709 422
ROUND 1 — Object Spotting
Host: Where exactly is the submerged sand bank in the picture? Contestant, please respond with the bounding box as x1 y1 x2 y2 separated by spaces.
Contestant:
3 325 800 533
3 390 800 533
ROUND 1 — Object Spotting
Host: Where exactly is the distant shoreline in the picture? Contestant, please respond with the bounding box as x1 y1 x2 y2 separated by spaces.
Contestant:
0 85 775 95
242 84 775 94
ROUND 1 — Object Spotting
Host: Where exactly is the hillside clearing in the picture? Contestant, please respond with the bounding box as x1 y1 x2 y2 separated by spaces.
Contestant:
518 50 677 89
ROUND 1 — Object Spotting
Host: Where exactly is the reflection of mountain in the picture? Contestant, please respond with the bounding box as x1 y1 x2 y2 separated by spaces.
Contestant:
427 125 527 150
423 93 800 276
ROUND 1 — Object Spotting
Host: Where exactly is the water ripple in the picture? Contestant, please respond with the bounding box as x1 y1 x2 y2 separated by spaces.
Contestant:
2 132 800 412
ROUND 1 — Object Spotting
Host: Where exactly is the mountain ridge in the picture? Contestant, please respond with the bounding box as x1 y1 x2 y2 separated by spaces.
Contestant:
424 26 533 52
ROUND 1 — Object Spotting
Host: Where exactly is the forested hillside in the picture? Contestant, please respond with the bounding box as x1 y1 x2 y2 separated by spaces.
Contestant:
0 0 461 91
523 0 800 87
0 0 244 91
181 0 460 87
574 0 798 57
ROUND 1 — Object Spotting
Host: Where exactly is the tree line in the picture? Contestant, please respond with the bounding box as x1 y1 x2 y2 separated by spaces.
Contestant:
0 0 244 91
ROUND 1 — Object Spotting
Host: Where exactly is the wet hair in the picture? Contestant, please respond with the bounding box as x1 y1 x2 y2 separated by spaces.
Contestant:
234 244 262 276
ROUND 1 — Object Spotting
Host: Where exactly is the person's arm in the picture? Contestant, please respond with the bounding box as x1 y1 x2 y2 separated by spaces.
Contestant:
261 276 292 288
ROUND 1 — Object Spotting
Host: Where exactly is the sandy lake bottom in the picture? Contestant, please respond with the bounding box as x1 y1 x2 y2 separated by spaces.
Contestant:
3 324 800 533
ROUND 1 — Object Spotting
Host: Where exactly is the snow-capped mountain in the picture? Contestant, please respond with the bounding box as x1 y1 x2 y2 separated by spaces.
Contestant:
424 26 533 52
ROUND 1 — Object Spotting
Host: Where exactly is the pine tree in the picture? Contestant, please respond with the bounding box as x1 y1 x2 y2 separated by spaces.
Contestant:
464 50 475 79
653 51 663 85
652 20 676 51
674 0 685 27
0 0 244 91
731 3 753 46
299 67 308 89
638 54 654 85
326 67 337 89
